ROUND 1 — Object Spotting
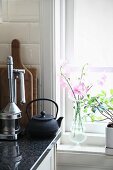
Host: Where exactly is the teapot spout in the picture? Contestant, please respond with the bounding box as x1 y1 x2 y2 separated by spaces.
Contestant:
57 117 63 128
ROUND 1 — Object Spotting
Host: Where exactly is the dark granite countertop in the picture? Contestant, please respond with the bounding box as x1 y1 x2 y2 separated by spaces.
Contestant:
0 130 61 170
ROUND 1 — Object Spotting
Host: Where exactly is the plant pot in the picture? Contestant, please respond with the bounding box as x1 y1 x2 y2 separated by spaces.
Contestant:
105 125 113 155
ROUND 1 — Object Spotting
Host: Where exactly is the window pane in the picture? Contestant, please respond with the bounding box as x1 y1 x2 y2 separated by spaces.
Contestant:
0 0 2 18
58 0 113 134
73 0 113 67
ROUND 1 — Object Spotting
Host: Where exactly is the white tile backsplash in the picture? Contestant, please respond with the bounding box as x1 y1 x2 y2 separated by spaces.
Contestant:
2 0 8 21
0 0 41 96
0 0 41 56
2 0 40 22
29 23 40 44
0 44 10 64
20 44 40 65
0 23 29 43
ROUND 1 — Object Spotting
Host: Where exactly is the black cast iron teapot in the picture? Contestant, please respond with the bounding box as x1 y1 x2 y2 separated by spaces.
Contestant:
26 98 63 138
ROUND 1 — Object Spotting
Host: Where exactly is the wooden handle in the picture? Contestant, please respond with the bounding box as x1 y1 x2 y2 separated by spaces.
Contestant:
11 39 23 68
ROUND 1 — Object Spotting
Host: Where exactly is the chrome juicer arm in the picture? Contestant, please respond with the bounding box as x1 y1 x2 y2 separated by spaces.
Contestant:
7 56 14 103
13 69 26 104
7 56 25 104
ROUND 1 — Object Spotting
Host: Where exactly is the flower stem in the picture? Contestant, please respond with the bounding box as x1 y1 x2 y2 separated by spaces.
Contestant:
74 101 83 132
60 66 76 100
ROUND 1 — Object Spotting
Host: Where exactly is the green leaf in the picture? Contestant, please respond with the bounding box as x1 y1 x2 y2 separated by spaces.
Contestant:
110 89 113 96
90 115 96 122
83 108 88 113
108 107 113 111
91 107 97 113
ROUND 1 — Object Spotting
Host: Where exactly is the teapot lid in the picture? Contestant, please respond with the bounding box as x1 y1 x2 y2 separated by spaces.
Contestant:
32 111 54 121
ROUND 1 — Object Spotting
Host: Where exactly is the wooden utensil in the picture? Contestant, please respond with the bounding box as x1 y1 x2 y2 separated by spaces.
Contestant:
0 39 38 128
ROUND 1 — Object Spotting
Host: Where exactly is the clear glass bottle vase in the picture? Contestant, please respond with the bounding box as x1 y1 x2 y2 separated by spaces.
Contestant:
70 101 87 145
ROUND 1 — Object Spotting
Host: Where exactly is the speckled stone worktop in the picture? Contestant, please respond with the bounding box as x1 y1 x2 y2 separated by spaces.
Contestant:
0 130 61 170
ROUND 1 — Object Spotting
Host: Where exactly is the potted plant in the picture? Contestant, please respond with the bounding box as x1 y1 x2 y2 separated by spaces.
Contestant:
84 89 113 155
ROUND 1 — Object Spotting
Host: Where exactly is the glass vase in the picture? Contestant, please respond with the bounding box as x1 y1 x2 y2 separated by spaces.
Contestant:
69 101 87 145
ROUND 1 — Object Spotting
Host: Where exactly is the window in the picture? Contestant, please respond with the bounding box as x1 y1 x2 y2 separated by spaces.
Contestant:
54 0 113 144
0 0 2 21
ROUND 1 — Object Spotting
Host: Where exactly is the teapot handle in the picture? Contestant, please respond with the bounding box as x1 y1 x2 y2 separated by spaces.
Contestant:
26 98 59 119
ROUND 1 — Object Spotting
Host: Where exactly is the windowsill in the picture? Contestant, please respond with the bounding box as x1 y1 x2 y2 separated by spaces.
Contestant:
60 132 105 147
0 18 2 23
57 144 105 154
57 143 113 169
57 132 113 169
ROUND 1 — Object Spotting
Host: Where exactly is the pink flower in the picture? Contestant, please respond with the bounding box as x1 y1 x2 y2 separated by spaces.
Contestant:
97 74 107 86
73 82 89 98
73 84 82 96
60 76 74 94
60 62 92 101
60 76 67 89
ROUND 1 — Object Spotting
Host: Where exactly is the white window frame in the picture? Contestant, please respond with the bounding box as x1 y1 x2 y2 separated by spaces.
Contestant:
40 0 56 113
53 0 113 147
0 0 2 22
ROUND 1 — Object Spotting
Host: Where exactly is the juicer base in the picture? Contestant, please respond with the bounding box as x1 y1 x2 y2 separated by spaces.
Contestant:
105 147 113 155
0 131 21 140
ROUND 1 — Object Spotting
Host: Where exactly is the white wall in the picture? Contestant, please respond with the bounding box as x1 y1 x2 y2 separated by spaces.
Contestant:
0 0 41 93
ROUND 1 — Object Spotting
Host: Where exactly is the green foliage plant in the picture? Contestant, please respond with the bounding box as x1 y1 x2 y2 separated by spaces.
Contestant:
84 89 113 126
